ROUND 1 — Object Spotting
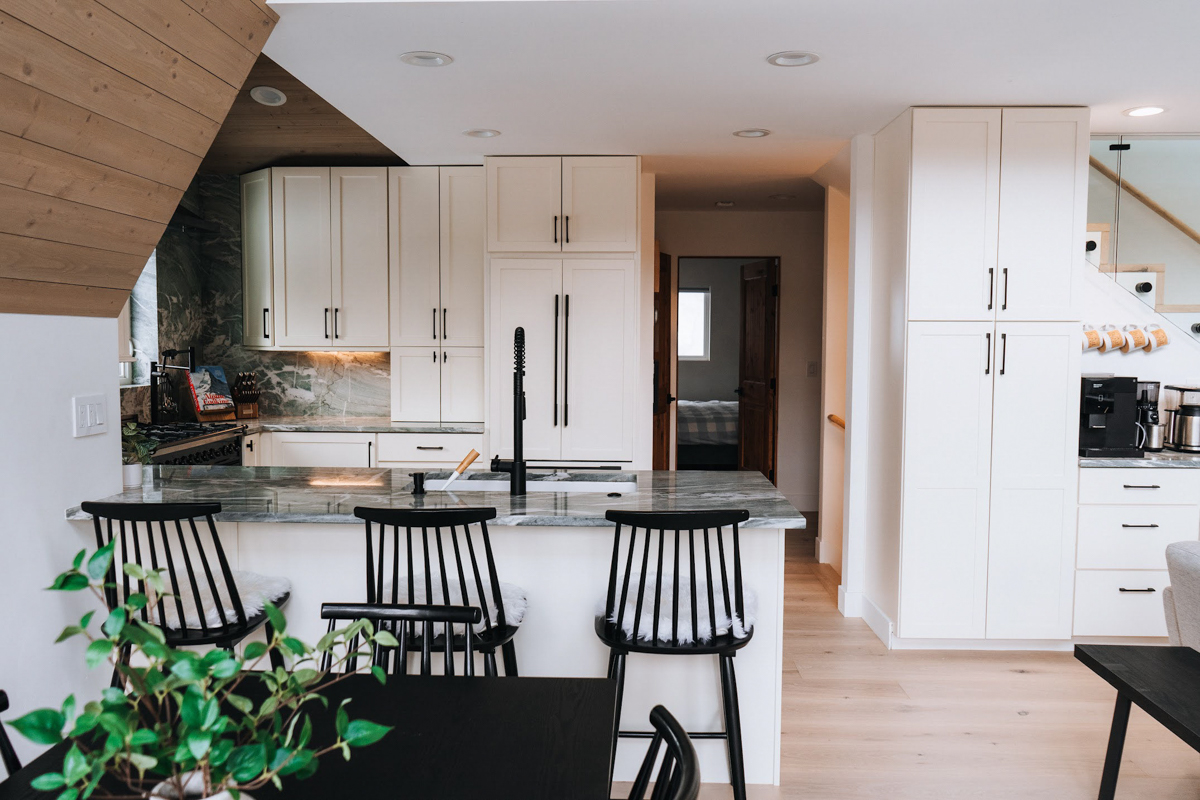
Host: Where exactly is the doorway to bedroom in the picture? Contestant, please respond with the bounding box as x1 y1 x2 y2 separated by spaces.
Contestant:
673 256 780 481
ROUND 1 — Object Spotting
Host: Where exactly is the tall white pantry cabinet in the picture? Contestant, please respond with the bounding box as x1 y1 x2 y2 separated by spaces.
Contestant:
882 107 1088 641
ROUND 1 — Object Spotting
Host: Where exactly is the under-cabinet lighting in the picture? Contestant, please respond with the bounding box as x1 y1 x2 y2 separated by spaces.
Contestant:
309 478 386 488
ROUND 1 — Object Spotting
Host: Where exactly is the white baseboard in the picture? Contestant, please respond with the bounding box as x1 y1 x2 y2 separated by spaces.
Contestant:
861 595 893 646
887 635 1168 651
838 587 862 617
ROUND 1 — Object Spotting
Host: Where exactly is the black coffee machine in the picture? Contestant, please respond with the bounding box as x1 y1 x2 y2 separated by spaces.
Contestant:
1079 376 1143 458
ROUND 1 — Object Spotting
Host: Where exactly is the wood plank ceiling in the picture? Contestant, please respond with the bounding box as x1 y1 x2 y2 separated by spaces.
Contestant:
0 0 278 318
200 54 404 175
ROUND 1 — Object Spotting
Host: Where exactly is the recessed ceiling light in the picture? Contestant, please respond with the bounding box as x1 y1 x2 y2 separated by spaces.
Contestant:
715 201 735 208
1124 106 1165 117
400 51 453 68
769 194 796 201
767 51 820 68
733 129 771 138
249 86 286 106
463 129 501 138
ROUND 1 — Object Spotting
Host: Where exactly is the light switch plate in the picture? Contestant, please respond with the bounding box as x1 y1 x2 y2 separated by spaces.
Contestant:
806 360 819 378
72 394 108 438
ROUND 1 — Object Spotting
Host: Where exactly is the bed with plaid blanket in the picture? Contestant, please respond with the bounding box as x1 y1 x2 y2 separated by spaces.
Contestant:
677 400 739 446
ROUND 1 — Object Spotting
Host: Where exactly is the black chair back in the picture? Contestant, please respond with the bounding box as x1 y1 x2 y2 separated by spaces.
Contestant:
354 507 509 636
79 502 249 633
603 510 751 647
319 603 483 677
0 690 21 777
627 705 700 800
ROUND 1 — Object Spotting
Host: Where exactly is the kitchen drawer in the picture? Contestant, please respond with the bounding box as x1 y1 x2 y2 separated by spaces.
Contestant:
1077 505 1200 570
1078 468 1200 505
1073 570 1170 637
376 433 484 464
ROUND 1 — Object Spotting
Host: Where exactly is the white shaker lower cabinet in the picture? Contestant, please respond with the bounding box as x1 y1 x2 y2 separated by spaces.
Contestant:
390 348 442 424
242 433 262 467
269 432 375 468
899 322 994 639
440 348 484 424
984 322 1080 639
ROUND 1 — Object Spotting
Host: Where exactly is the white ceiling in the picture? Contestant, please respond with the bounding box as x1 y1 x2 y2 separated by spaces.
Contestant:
265 0 1200 211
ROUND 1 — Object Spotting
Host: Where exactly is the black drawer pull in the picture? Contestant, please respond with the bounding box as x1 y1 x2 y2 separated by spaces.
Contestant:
1118 587 1156 593
1122 484 1161 489
416 446 444 451
1121 523 1160 528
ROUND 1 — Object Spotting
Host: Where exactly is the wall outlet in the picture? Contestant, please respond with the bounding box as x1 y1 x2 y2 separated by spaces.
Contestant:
806 360 819 378
72 394 108 438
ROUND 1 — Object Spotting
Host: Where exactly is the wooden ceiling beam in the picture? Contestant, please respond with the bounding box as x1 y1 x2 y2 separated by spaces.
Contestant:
0 183 165 255
178 0 276 53
0 276 128 317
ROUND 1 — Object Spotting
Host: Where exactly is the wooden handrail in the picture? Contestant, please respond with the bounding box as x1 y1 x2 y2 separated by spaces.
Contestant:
828 414 845 430
1090 156 1200 249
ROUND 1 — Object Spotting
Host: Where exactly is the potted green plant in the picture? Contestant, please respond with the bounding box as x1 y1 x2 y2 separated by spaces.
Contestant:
5 543 395 800
121 423 156 488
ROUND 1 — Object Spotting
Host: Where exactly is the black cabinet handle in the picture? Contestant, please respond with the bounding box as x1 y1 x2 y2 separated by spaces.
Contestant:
432 308 437 339
246 440 254 452
553 215 559 244
1118 587 1156 593
416 446 444 451
443 308 448 340
999 333 1007 375
263 308 270 339
564 294 570 427
367 441 372 467
1121 523 1160 528
1001 267 1009 311
442 351 447 362
987 268 994 311
553 294 560 427
325 308 330 339
334 308 340 339
985 332 991 374
432 350 437 363
1123 484 1161 489
565 215 570 244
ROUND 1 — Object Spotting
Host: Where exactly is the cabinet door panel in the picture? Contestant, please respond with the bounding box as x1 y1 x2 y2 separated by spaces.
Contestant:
490 259 562 459
986 322 1080 639
560 260 636 461
271 168 332 347
390 347 441 423
997 108 1088 321
907 109 1000 322
561 157 638 253
441 347 484 423
389 168 442 347
440 167 486 347
331 168 389 347
487 157 562 252
270 433 374 468
241 169 273 345
899 322 994 639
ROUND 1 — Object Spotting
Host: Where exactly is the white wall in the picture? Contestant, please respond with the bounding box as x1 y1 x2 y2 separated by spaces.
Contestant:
656 210 825 512
0 313 121 762
818 187 850 571
676 258 755 401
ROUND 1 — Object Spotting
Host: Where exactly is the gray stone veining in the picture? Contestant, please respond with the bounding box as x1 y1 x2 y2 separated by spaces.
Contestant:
1080 451 1200 468
244 417 484 435
66 467 805 529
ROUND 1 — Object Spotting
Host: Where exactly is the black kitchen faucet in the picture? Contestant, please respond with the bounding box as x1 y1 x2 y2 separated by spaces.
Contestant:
490 327 527 496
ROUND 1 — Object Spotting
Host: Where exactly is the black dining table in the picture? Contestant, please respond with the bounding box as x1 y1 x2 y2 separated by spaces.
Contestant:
0 675 617 800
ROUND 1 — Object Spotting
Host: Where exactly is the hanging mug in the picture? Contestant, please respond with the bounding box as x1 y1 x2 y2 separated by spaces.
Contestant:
1082 324 1102 351
1144 324 1169 352
1121 325 1149 353
1098 324 1126 353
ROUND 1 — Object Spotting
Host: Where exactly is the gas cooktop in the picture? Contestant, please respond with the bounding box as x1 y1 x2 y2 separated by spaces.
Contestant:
142 422 246 465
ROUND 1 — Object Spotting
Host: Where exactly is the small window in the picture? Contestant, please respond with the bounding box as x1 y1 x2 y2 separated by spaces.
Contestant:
678 288 711 361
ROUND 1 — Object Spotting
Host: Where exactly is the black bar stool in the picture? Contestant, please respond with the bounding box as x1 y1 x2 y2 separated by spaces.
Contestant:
354 506 524 676
597 509 753 800
319 603 483 677
80 502 292 676
627 705 700 800
0 690 20 777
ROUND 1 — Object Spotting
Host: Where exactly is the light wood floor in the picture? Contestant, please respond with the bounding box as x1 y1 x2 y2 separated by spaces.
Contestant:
667 534 1200 798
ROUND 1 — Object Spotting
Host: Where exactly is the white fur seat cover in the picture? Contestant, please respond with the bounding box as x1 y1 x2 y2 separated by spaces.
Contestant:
149 571 291 630
603 578 757 644
381 579 527 635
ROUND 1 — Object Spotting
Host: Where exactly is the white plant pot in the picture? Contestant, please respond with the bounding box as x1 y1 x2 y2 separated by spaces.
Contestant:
122 463 144 488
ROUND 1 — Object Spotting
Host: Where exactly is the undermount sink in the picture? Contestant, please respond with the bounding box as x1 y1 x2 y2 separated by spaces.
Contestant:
424 471 637 494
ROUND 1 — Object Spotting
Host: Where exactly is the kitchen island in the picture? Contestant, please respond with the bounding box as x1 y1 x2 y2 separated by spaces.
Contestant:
68 466 803 788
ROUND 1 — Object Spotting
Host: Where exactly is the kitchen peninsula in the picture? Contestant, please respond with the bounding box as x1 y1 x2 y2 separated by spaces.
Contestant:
68 466 803 788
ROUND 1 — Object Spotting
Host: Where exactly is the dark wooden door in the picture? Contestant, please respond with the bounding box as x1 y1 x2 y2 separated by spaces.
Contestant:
652 250 675 469
737 258 779 483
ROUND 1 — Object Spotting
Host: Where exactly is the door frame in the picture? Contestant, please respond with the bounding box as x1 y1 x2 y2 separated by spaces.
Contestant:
673 255 781 479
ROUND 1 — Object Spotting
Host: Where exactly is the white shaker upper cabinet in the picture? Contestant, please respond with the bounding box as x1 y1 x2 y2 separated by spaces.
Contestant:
331 168 389 348
996 108 1088 322
271 168 332 347
241 169 273 345
898 321 995 639
907 109 1001 322
561 157 638 253
487 157 562 252
389 168 441 347
559 259 637 461
985 322 1080 639
391 347 442 424
440 167 486 347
